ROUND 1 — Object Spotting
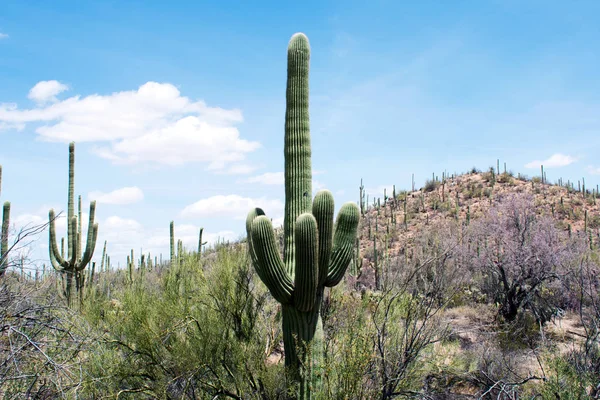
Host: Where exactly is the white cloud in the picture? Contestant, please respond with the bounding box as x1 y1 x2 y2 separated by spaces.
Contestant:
88 186 144 205
524 153 578 169
181 194 284 220
586 166 600 176
0 33 8 40
0 81 261 170
28 80 69 104
243 171 284 185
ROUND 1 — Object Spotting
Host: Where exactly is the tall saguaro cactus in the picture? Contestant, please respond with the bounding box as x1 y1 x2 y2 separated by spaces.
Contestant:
48 142 99 307
246 33 359 399
0 166 11 276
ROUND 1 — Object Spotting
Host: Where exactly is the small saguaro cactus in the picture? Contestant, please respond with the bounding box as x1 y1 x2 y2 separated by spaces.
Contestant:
170 221 175 265
246 33 359 399
48 142 99 307
197 227 207 258
0 165 11 276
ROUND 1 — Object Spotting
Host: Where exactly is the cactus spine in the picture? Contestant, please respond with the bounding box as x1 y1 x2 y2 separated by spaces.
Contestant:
48 142 99 307
246 33 359 399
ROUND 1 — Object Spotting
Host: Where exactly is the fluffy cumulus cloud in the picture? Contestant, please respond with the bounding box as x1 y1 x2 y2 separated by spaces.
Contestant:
181 194 284 220
88 186 144 205
0 81 261 170
28 80 69 104
524 153 578 169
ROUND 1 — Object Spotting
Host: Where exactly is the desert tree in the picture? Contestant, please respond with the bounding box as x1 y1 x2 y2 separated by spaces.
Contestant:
464 193 580 323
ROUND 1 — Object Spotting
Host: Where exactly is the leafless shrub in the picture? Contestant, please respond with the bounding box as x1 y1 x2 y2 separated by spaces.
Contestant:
0 277 91 398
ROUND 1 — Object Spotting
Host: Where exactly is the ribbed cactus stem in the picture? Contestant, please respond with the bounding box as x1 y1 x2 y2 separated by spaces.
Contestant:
170 221 175 265
100 240 107 273
67 142 75 261
0 202 10 276
246 33 359 399
77 194 82 259
127 255 133 283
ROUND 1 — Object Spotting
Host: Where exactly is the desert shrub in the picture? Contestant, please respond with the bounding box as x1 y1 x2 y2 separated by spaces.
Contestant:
78 246 285 399
424 178 440 192
463 182 484 199
538 354 599 399
482 167 496 184
321 286 377 399
497 172 514 184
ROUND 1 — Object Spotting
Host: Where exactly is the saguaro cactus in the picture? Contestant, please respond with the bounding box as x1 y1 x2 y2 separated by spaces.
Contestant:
48 142 98 307
0 166 11 276
246 33 359 399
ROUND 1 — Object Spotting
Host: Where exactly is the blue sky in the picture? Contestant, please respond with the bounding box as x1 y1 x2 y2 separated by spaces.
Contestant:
1 0 599 270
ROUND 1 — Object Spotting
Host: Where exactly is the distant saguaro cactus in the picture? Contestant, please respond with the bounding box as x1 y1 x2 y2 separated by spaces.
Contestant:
0 165 10 276
246 33 359 399
48 142 99 307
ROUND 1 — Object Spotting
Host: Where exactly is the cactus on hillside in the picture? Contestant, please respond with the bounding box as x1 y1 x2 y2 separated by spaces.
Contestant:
246 33 359 399
48 142 99 307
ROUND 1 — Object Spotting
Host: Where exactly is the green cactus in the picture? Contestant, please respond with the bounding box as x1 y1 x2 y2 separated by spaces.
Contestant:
0 166 11 276
246 33 359 399
170 220 175 265
1 202 10 276
100 240 107 273
48 142 99 307
197 227 207 258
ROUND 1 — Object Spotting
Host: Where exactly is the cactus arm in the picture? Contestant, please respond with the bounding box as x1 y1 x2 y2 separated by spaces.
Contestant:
324 202 360 287
48 209 68 270
77 201 97 270
294 213 319 312
283 33 312 274
79 224 98 270
251 216 293 304
312 190 334 286
246 208 266 279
